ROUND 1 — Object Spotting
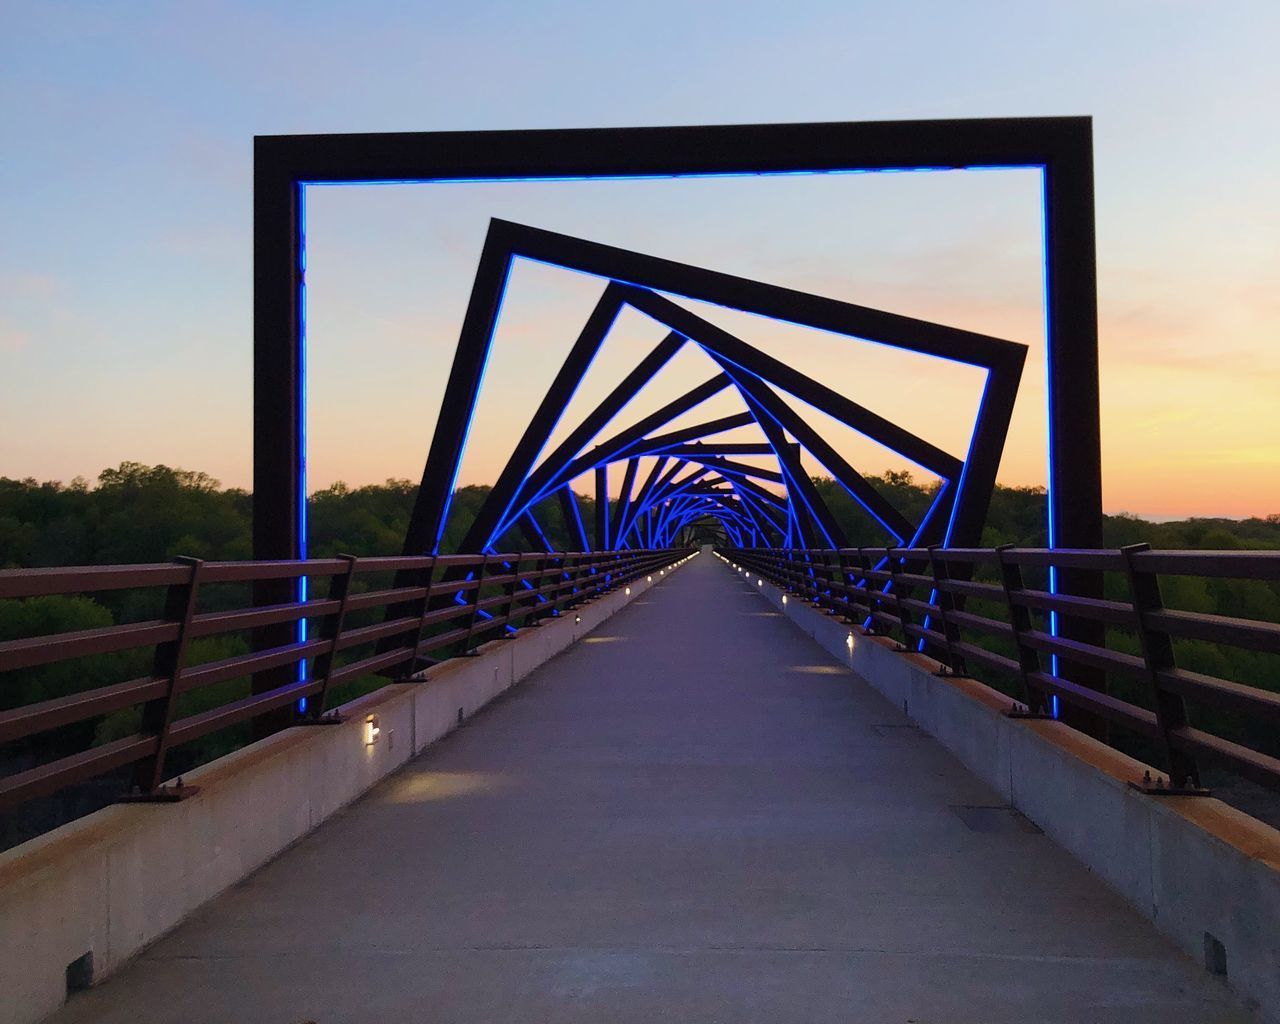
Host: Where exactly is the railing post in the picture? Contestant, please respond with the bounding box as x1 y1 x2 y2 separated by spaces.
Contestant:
557 553 574 612
589 552 606 601
524 554 550 626
402 556 440 674
125 556 203 800
1121 543 1208 794
462 554 493 653
582 550 603 601
300 553 358 722
551 552 570 612
856 547 878 633
561 553 583 611
886 548 911 651
995 545 1053 718
498 555 522 636
817 549 838 613
834 549 856 622
926 545 967 677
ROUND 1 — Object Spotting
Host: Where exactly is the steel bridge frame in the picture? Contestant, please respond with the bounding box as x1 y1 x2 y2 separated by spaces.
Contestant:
253 116 1102 712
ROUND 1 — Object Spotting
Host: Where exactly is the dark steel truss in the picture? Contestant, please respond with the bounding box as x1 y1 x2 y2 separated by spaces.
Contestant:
403 220 1027 561
253 116 1105 721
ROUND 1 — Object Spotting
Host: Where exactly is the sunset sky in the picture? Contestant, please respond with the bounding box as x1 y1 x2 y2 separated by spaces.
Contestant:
2 1 1277 519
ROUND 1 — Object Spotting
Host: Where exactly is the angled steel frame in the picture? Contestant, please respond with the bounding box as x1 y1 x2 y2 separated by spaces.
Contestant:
415 224 1024 561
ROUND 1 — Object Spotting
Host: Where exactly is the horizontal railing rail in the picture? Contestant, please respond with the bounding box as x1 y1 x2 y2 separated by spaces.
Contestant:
0 547 691 810
722 545 1280 795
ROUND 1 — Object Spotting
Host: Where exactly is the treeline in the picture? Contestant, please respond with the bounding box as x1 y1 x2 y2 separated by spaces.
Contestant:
7 462 1279 706
6 462 1280 571
1 463 1278 844
0 463 590 568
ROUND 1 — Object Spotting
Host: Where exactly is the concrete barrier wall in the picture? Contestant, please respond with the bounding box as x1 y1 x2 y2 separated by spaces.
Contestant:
736 559 1280 1023
0 559 689 1024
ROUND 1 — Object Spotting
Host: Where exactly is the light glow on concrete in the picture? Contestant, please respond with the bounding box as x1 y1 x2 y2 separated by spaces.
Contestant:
379 771 507 804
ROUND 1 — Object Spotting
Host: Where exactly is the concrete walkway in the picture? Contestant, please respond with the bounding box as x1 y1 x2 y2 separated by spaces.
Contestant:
48 554 1247 1023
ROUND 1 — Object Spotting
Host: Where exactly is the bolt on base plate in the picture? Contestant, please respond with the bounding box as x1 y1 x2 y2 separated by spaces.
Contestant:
1128 771 1212 797
297 711 344 726
1006 702 1055 720
118 783 201 803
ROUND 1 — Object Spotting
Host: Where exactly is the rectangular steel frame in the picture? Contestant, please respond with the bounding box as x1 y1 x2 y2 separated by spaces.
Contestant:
253 117 1103 703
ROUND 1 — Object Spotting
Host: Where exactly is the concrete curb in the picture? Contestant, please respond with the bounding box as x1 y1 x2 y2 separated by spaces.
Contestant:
728 556 1279 1024
0 555 695 1024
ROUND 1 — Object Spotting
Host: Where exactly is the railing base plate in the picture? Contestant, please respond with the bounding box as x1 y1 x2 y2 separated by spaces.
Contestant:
394 656 443 682
1128 779 1212 797
118 784 201 804
1006 705 1055 720
297 712 344 726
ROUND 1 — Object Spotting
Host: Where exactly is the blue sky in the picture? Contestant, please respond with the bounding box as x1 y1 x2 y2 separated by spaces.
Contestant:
2 1 1277 517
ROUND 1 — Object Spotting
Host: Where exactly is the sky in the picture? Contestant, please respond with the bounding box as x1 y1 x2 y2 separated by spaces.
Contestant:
1 0 1277 520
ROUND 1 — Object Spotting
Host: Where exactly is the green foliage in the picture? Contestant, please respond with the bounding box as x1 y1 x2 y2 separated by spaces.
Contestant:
0 464 251 568
0 595 125 710
92 634 252 765
0 465 595 769
308 479 416 557
1 463 1276 779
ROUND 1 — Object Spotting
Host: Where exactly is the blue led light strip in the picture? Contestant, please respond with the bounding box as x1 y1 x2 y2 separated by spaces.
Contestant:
297 185 310 710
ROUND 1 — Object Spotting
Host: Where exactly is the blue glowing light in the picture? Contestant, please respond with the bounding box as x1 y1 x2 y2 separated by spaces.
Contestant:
487 292 620 545
939 373 987 549
567 489 590 550
297 185 310 710
294 163 1058 714
434 267 507 553
524 511 554 550
710 350 940 543
723 384 837 548
299 165 1032 188
1038 166 1061 715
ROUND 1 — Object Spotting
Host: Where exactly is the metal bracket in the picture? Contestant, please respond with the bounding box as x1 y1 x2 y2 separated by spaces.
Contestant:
394 655 443 682
1006 702 1055 720
118 782 201 804
1128 771 1212 797
297 711 344 726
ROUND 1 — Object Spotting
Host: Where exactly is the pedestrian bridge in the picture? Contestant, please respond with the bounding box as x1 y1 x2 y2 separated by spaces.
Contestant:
7 116 1278 1024
11 552 1267 1024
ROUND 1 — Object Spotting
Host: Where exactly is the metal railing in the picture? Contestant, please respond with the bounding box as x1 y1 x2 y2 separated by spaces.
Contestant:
0 547 690 810
724 545 1280 794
